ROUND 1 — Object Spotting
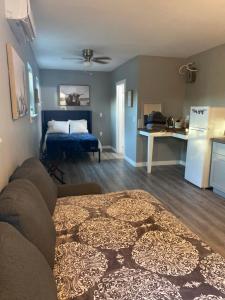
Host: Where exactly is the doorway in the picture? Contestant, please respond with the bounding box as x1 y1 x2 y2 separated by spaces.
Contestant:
116 80 125 155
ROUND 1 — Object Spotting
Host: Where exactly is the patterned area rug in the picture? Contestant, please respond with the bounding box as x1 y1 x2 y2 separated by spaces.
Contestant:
53 190 225 300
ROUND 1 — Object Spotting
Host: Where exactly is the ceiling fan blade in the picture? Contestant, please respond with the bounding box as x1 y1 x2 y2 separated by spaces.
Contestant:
93 56 111 61
62 57 84 61
93 60 109 64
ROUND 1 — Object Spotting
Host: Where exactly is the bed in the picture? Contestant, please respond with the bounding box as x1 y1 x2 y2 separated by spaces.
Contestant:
41 110 101 163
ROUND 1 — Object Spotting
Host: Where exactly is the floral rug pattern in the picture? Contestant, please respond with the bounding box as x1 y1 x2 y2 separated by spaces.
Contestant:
53 190 225 300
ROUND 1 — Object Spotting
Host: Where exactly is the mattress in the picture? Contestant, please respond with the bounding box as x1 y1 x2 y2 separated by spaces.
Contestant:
44 133 99 160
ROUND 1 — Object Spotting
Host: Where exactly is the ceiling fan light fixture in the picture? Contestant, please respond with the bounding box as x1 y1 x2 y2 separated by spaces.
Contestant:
84 60 92 67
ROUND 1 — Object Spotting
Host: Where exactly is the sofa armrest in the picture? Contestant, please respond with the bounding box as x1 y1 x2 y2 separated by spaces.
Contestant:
57 182 102 198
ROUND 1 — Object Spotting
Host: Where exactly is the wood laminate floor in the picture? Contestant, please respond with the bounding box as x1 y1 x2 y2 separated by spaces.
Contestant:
60 151 225 257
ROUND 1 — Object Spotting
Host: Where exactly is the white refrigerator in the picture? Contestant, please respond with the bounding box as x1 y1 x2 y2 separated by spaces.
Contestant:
185 106 225 188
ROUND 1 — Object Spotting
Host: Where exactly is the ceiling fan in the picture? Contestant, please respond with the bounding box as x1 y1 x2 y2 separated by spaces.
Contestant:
63 49 112 66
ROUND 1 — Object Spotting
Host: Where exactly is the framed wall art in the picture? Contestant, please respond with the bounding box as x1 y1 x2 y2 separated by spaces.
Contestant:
7 43 28 120
128 89 133 107
59 85 90 106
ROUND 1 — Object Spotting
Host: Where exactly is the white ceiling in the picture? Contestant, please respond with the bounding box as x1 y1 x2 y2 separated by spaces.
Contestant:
31 0 225 72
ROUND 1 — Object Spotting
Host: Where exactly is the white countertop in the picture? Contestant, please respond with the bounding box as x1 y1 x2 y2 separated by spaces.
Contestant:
139 130 188 140
138 129 188 173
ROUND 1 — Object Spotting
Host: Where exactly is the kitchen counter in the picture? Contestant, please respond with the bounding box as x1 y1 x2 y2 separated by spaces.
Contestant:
138 128 188 173
138 128 188 141
138 128 188 135
211 137 225 144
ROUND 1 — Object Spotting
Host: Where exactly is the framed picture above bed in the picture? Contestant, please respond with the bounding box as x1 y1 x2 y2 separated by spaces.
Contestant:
6 44 28 120
58 85 90 106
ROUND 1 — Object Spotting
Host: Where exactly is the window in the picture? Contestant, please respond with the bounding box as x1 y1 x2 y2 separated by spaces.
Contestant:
27 63 36 117
35 76 41 104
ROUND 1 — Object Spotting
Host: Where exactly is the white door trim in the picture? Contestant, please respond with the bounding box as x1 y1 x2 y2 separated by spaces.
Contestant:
116 79 126 155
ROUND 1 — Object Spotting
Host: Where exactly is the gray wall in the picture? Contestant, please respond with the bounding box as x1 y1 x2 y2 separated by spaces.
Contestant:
110 57 139 162
0 0 41 190
139 136 186 164
110 55 187 164
181 43 225 163
40 69 111 145
185 43 225 115
138 56 186 120
137 56 186 163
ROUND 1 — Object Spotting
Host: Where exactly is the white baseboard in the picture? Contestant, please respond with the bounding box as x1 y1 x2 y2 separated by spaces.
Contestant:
152 160 180 166
179 160 186 166
136 161 147 167
125 157 186 168
111 146 117 153
124 157 147 167
103 148 186 168
124 156 137 167
102 145 118 153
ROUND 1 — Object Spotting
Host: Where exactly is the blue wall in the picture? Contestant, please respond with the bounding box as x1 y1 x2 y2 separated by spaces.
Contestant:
110 57 139 162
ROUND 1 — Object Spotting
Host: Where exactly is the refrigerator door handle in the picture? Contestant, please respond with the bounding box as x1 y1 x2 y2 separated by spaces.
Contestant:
189 127 207 132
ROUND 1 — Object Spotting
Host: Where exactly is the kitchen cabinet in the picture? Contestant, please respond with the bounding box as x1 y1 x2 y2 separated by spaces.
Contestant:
210 142 225 198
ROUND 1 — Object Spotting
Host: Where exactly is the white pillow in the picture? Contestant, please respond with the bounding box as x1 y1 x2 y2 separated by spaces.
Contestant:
47 120 70 134
69 120 88 134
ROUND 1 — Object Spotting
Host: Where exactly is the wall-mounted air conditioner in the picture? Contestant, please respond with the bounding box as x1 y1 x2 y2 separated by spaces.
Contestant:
5 0 36 43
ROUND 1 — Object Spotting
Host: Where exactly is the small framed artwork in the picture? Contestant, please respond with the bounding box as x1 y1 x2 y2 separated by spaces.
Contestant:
128 90 133 107
6 43 28 120
59 85 90 106
34 88 40 104
35 76 41 104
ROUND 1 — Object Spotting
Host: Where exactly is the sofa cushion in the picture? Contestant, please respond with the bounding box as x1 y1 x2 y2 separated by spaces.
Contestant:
0 179 56 268
10 157 57 215
0 222 57 300
58 182 102 198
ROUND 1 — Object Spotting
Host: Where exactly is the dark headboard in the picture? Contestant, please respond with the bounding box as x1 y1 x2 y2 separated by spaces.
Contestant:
41 110 92 137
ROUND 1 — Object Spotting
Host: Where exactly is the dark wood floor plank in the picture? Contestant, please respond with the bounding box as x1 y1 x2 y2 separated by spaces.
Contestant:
60 152 225 256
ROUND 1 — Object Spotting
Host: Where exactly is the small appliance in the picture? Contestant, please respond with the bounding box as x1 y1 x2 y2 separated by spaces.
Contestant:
144 111 166 130
167 116 175 128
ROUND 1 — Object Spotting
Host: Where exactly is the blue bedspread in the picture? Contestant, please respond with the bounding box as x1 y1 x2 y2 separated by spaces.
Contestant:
45 133 99 159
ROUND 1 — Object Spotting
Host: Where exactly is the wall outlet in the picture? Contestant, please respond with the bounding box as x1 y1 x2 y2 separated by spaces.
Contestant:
100 131 103 137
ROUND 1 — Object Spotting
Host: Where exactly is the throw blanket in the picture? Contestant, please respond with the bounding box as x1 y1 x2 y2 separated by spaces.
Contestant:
45 133 99 160
53 190 225 300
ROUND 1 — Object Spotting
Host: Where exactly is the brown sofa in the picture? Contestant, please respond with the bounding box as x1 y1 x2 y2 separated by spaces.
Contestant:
0 157 102 299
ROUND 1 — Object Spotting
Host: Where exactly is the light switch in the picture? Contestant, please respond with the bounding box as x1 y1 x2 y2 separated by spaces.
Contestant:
100 112 103 118
100 131 103 136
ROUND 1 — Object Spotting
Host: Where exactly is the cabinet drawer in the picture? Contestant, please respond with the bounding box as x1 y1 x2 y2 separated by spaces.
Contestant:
210 153 225 193
212 142 225 156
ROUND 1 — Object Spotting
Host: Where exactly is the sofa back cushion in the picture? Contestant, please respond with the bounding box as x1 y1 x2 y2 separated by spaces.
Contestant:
10 157 57 215
0 222 57 300
0 179 56 268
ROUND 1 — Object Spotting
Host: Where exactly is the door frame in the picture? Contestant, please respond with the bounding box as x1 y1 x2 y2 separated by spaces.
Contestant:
116 79 126 154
